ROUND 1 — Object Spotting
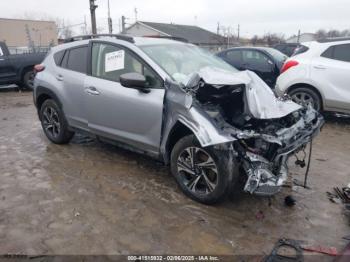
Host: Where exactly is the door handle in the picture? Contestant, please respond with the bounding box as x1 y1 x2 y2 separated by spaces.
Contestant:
314 65 326 70
85 86 100 95
0 58 5 61
56 74 64 81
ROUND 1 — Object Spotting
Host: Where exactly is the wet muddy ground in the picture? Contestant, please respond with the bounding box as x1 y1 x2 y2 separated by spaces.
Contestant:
0 91 349 258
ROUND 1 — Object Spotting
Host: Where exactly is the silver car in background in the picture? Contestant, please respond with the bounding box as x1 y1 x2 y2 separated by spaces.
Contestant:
34 35 323 204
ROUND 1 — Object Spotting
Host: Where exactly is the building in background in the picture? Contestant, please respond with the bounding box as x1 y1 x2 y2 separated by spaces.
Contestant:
286 33 316 43
124 21 227 51
0 18 57 53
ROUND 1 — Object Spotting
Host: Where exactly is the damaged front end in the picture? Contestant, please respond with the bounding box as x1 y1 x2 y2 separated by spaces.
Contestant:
162 67 324 196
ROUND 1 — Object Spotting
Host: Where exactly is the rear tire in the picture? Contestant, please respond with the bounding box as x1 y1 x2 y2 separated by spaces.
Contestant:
39 99 74 144
288 87 322 112
21 70 35 90
170 135 237 205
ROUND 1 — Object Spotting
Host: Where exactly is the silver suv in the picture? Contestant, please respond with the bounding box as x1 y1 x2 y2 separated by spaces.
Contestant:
34 35 324 204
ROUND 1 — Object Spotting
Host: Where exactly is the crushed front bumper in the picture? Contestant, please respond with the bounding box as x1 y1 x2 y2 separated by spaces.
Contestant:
240 109 325 196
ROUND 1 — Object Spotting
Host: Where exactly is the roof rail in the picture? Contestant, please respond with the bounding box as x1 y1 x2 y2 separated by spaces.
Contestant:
317 37 350 43
145 35 189 43
64 34 134 43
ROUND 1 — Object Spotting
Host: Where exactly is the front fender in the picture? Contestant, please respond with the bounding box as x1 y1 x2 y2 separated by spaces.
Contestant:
177 107 235 147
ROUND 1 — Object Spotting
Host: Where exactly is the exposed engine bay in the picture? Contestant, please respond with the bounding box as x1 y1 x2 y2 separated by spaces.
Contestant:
162 67 324 196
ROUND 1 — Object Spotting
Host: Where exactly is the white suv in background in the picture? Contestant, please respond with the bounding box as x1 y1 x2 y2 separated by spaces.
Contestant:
275 38 350 113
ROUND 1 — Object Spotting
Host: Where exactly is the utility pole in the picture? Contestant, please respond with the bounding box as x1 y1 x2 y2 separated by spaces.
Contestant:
84 15 88 34
237 24 240 41
134 7 138 21
89 0 98 34
121 15 126 33
107 0 112 33
217 22 220 35
297 29 301 43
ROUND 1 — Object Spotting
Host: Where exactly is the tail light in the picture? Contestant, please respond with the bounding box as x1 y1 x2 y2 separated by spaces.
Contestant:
281 60 299 74
34 64 45 73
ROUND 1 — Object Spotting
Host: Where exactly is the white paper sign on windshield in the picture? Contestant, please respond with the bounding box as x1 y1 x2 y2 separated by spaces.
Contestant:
105 50 125 72
0 47 3 56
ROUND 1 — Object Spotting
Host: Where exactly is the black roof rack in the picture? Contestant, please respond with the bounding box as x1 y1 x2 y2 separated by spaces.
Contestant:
317 37 350 43
145 35 189 43
64 34 134 43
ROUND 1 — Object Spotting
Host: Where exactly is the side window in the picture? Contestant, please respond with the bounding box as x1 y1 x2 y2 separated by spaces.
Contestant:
53 50 65 66
226 50 242 63
61 50 69 68
92 43 162 88
66 46 88 74
321 46 334 59
333 44 350 62
242 50 271 70
0 46 3 56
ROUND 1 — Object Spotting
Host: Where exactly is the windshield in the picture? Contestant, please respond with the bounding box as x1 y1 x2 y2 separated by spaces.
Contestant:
140 43 238 83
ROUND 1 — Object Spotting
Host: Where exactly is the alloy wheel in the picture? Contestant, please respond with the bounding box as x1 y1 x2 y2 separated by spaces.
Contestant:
42 106 61 138
177 146 218 195
290 91 320 111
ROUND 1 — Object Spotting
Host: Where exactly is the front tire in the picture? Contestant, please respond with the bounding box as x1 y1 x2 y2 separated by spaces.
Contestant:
39 99 74 144
288 87 322 112
170 135 237 205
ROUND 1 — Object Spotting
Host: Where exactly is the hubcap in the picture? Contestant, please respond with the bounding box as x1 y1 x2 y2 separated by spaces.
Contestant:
42 106 61 138
291 92 319 111
177 147 218 195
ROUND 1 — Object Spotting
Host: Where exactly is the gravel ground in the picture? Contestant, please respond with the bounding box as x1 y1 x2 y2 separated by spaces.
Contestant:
0 91 349 259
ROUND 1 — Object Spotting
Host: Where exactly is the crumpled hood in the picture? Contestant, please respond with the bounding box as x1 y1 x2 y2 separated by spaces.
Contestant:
182 67 301 119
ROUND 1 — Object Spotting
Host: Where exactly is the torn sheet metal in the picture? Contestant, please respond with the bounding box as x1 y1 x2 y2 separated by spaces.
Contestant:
160 67 324 196
182 67 302 119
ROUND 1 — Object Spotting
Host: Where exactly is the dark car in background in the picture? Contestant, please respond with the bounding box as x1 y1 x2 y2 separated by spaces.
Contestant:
216 47 287 88
0 41 47 90
273 43 299 57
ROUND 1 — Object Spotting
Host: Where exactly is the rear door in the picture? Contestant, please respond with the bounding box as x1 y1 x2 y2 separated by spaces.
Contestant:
56 45 89 130
311 43 350 112
85 42 165 155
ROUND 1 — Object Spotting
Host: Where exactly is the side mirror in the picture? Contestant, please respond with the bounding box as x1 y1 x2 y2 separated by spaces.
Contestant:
120 72 149 93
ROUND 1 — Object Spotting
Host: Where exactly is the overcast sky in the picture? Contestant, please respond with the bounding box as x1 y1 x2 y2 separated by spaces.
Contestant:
0 0 349 38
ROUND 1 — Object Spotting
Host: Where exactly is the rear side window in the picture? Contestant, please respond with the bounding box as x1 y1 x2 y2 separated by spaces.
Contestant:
321 44 350 62
53 50 65 66
333 44 350 62
66 46 88 73
321 46 334 59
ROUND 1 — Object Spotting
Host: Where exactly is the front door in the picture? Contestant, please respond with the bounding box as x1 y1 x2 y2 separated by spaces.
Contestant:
85 42 165 154
0 46 16 84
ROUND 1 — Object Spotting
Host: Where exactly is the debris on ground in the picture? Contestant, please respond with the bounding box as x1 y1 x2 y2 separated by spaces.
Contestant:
335 241 350 262
263 239 303 262
285 195 296 207
333 187 350 203
301 245 338 256
256 210 265 220
327 192 343 204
